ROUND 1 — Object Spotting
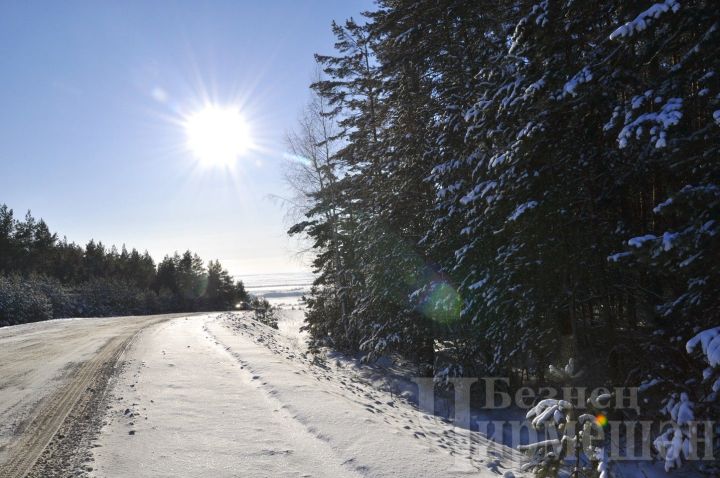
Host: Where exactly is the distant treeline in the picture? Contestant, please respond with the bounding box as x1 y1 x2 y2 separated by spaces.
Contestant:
0 205 248 326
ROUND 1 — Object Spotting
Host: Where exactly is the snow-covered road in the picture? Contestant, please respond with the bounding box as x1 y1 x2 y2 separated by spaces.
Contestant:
0 313 526 477
92 313 526 477
92 315 365 477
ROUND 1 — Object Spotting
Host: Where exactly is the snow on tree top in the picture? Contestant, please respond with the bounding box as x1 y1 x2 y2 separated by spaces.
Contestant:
609 0 681 41
686 326 720 368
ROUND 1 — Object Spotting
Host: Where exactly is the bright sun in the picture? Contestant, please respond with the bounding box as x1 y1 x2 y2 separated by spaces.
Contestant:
184 106 251 166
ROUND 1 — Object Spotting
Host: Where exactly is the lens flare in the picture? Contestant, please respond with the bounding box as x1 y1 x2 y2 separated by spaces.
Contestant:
419 281 462 325
595 414 608 428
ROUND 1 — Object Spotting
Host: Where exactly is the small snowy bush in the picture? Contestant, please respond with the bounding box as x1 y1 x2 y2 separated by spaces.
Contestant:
652 327 720 473
520 396 611 478
519 359 611 477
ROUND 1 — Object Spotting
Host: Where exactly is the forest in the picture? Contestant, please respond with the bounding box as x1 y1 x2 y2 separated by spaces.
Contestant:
286 0 719 471
0 205 248 326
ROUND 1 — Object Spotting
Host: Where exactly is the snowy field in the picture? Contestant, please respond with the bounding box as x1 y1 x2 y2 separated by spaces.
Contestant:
244 271 312 348
242 271 313 310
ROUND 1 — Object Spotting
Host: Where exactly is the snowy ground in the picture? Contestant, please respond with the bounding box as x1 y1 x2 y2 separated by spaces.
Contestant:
0 314 187 466
0 311 694 477
91 316 358 477
90 312 526 477
0 313 197 477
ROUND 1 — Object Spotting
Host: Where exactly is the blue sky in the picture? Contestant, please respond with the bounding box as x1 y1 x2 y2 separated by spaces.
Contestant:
0 0 372 275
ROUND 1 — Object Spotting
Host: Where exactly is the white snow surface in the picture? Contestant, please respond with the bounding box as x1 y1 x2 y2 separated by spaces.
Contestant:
609 1 680 41
628 234 657 248
508 201 538 222
562 67 593 97
687 326 720 367
92 313 527 477
617 97 682 149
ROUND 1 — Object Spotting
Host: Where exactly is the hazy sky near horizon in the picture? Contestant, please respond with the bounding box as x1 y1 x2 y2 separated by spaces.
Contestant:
0 1 372 276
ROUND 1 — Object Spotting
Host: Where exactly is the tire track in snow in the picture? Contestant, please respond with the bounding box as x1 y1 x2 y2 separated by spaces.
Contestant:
0 334 133 478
